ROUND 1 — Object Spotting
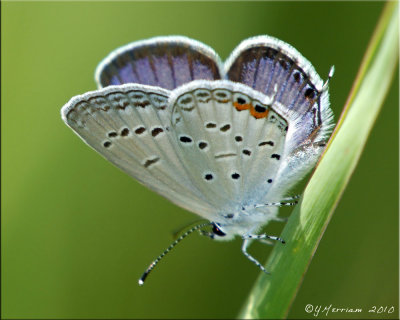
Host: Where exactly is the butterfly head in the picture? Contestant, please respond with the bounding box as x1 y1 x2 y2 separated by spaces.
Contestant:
209 215 256 241
210 222 227 239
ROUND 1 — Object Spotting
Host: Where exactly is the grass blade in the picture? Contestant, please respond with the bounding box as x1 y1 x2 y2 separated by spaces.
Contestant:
239 2 399 319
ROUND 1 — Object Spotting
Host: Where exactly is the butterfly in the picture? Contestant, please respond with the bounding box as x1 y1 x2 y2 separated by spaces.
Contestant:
61 35 334 285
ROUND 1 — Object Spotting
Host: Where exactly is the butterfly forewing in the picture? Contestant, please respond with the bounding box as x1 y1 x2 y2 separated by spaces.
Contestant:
169 80 288 211
62 84 216 216
96 36 223 90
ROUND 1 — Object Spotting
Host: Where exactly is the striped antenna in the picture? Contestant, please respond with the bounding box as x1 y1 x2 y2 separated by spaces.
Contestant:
138 222 212 286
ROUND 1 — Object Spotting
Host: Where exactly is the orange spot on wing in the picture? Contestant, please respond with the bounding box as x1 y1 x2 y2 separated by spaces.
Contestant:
233 102 269 119
250 107 269 119
233 102 252 111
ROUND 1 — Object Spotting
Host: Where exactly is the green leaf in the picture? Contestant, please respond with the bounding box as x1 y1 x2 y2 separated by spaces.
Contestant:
238 2 399 319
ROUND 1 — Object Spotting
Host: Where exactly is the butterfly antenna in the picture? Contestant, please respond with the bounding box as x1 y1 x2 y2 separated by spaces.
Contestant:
138 222 212 286
171 219 206 240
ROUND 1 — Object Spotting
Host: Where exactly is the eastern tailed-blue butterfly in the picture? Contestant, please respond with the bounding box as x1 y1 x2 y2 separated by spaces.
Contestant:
61 35 334 285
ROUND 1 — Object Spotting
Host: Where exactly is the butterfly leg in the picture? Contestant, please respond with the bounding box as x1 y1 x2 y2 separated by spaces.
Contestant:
280 194 301 201
253 201 298 209
244 233 286 244
251 195 300 210
241 239 270 274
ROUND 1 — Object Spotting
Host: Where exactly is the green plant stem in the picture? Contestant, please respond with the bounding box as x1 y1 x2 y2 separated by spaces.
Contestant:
238 2 399 319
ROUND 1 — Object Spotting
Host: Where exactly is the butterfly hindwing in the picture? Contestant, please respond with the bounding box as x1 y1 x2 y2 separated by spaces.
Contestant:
169 80 288 211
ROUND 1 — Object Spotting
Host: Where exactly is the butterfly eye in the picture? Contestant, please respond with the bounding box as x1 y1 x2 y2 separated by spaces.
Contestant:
212 223 226 237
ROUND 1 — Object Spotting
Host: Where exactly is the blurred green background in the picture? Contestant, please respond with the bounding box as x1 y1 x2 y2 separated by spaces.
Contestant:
2 1 398 319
